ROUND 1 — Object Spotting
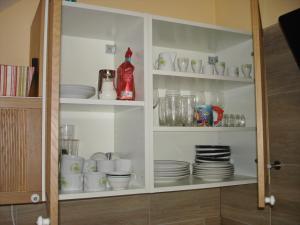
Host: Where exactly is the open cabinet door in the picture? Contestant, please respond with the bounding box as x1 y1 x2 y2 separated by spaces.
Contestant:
250 0 270 208
44 0 61 224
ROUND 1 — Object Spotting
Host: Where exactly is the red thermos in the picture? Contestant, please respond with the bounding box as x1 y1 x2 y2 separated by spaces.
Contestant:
116 48 135 100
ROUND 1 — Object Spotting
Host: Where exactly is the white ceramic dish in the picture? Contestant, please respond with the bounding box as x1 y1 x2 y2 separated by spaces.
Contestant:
107 175 131 190
154 174 189 183
60 84 96 99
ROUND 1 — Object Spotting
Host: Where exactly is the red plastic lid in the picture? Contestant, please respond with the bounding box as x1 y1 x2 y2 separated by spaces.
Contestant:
125 48 132 58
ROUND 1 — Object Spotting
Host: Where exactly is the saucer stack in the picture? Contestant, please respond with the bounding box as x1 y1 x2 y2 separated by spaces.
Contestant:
193 145 234 181
154 160 190 183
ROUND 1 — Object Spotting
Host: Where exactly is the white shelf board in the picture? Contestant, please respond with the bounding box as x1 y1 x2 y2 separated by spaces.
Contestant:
153 127 256 132
59 187 146 200
60 98 144 112
153 70 253 83
153 70 254 90
153 175 257 193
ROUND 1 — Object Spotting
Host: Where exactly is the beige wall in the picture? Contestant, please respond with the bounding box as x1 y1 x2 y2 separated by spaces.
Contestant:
260 0 300 27
0 0 299 66
215 0 251 32
0 0 39 65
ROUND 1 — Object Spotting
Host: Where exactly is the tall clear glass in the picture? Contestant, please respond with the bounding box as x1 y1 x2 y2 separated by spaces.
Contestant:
181 95 195 126
165 90 182 126
158 97 167 126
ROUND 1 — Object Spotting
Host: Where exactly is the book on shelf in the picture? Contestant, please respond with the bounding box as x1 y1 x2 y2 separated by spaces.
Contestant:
0 64 35 97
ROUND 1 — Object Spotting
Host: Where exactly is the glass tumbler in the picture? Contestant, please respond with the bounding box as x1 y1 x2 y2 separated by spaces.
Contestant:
234 114 241 127
165 90 182 126
60 139 79 156
229 114 235 127
181 95 195 126
158 97 167 126
240 114 246 127
222 114 229 127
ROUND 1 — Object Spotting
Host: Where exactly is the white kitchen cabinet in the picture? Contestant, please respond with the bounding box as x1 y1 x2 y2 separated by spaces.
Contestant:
44 0 267 207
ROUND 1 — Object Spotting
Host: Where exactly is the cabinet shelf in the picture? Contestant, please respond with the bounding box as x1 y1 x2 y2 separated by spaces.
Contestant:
0 96 42 109
60 98 144 112
59 187 146 200
153 70 254 90
153 126 256 132
154 175 257 193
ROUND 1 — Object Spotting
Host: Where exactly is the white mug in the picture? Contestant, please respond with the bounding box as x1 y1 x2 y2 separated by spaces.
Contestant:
60 173 83 193
84 172 106 192
60 155 84 174
83 159 97 173
96 160 115 173
115 159 132 172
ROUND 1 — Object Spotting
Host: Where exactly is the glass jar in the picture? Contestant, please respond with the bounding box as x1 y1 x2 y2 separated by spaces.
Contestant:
181 95 195 126
165 90 181 126
158 97 167 126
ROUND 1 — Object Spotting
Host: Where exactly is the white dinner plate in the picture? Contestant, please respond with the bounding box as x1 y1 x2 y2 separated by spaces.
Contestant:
154 174 190 183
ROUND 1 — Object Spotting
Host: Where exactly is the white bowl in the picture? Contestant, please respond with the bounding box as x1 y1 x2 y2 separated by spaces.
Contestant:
60 84 96 99
107 175 131 190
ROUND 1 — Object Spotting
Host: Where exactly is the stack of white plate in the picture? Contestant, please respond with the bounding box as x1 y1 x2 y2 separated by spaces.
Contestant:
192 162 234 181
60 84 96 99
193 145 234 181
154 160 190 183
195 145 231 163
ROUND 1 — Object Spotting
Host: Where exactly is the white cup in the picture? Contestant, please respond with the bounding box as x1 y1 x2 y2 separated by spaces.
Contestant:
96 160 115 173
115 159 132 172
84 172 106 192
60 155 84 174
60 173 83 193
83 159 97 173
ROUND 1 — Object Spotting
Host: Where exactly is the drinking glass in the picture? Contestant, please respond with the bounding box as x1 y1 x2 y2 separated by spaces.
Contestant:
181 95 195 126
240 114 246 127
165 90 182 126
191 59 203 73
60 139 79 156
227 66 239 77
229 114 235 127
223 114 229 127
177 58 189 72
158 97 167 126
210 92 224 109
234 114 241 127
194 91 206 106
241 64 252 78
153 89 159 109
214 62 226 75
60 124 75 139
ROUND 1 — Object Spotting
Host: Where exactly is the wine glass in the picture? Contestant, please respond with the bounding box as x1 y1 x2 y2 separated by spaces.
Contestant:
153 89 159 109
